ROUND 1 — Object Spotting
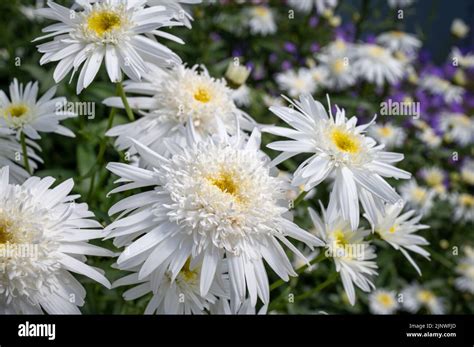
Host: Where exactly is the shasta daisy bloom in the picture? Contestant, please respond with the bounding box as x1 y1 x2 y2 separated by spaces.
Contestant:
451 18 470 39
275 68 317 98
440 112 474 146
402 283 444 314
399 180 435 215
368 122 406 149
376 31 421 56
366 203 430 275
264 94 411 230
287 0 338 14
353 43 404 88
369 289 399 314
317 40 357 90
0 79 76 139
0 166 112 314
419 127 442 148
450 193 474 223
419 75 464 104
461 160 474 185
106 125 323 309
104 63 254 159
0 129 41 183
113 259 228 314
419 167 447 197
308 204 378 305
34 0 183 94
246 6 277 36
455 246 474 294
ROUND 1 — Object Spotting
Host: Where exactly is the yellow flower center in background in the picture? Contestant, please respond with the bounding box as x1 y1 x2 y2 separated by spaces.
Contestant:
254 6 269 17
412 187 427 202
391 31 404 38
332 59 347 74
193 87 211 103
368 45 385 58
459 194 474 207
425 172 443 187
332 230 348 247
417 290 435 303
87 10 122 36
379 126 393 137
5 104 29 118
180 259 198 282
331 128 360 153
377 293 395 307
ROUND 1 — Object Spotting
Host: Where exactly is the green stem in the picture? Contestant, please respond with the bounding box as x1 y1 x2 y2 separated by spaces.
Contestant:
20 132 31 175
293 190 308 208
293 272 338 302
117 81 135 121
270 252 326 292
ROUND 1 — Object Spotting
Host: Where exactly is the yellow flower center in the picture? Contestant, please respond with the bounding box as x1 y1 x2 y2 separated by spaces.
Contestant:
331 128 360 153
412 187 427 202
368 45 385 58
208 170 246 204
377 293 395 307
332 230 348 247
389 225 396 233
459 194 474 207
417 290 435 303
87 10 122 37
425 172 443 187
454 115 471 127
391 31 404 38
180 259 198 282
254 6 269 17
5 104 29 118
0 218 14 244
332 59 347 74
379 126 393 137
193 87 211 103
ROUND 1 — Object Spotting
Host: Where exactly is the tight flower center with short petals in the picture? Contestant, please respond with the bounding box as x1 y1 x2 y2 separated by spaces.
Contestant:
331 128 360 154
389 225 396 233
332 59 347 74
5 104 29 118
207 170 246 204
459 194 474 207
417 290 435 303
377 293 395 307
379 126 393 137
87 10 122 37
194 87 212 103
0 217 14 244
332 230 348 247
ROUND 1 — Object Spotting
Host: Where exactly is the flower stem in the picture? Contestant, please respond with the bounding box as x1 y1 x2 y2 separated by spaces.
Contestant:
269 252 326 292
20 131 31 175
117 81 135 121
292 190 308 208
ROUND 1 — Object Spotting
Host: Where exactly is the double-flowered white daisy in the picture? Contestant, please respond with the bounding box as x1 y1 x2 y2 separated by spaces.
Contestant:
34 0 184 93
104 63 254 160
246 6 276 36
0 129 41 183
106 124 322 311
308 203 378 305
264 94 411 230
419 75 464 104
0 166 112 314
353 43 404 88
376 31 421 56
369 289 399 314
365 203 430 275
368 122 406 149
399 180 435 215
440 112 473 146
455 246 474 294
0 79 76 140
402 283 444 314
275 68 317 98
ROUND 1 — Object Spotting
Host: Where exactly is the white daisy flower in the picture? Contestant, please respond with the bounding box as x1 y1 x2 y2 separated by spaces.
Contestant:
419 127 442 148
34 0 184 94
264 94 411 230
147 0 200 28
419 167 447 197
211 297 267 315
353 43 404 88
104 63 254 160
455 246 474 294
0 166 112 314
451 18 470 39
275 68 317 98
0 79 76 140
316 40 357 90
263 95 285 108
368 122 406 149
399 180 435 215
0 129 41 183
232 85 251 107
450 193 474 223
376 31 421 56
309 65 329 88
461 160 474 185
450 47 474 69
388 0 415 8
308 203 378 306
113 258 228 314
419 75 464 104
369 289 399 314
287 0 338 15
106 125 323 309
246 6 277 36
366 203 430 275
402 284 444 314
440 112 474 146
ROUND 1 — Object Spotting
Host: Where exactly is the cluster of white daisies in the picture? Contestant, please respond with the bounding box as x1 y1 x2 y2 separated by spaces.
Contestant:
0 0 467 315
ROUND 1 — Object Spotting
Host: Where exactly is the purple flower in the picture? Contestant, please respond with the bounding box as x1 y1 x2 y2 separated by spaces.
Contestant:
283 42 297 54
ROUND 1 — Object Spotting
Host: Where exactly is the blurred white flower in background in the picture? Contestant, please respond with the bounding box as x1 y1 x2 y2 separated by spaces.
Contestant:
455 246 474 294
451 18 470 39
369 289 399 314
276 68 317 97
399 180 436 215
246 6 277 36
440 112 474 146
402 283 444 314
368 122 406 149
376 31 421 56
